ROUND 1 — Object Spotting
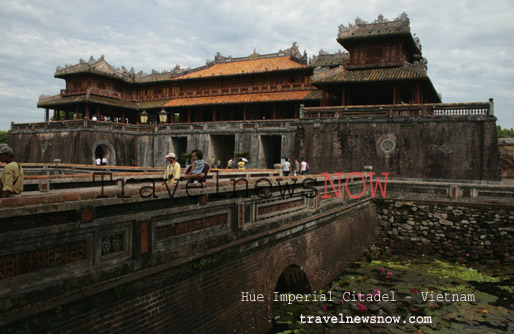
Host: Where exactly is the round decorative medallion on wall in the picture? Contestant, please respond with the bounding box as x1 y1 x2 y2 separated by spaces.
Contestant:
376 134 398 158
380 138 396 154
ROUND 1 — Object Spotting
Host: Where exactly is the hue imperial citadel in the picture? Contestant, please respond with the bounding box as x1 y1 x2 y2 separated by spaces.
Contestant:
9 13 500 180
2 13 511 334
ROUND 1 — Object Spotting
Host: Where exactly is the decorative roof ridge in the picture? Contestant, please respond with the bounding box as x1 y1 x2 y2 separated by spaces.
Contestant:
55 55 194 82
167 43 309 79
400 61 427 75
337 12 422 53
309 49 349 65
338 12 410 36
203 42 308 66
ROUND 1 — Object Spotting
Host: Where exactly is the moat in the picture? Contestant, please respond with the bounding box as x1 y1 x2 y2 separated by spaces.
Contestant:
272 248 514 333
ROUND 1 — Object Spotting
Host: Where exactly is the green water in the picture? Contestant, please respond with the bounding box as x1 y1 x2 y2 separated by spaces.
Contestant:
273 248 514 333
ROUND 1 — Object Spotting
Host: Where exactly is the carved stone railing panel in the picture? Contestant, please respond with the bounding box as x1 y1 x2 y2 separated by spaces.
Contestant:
302 102 492 119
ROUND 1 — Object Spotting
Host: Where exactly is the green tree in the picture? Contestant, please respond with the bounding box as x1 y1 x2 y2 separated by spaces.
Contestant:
0 130 9 144
497 125 514 138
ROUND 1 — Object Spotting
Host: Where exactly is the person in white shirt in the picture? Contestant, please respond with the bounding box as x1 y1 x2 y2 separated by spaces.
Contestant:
300 159 309 175
282 158 291 176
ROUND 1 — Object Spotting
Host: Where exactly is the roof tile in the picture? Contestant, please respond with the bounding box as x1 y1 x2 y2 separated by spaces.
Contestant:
164 90 321 107
174 56 307 80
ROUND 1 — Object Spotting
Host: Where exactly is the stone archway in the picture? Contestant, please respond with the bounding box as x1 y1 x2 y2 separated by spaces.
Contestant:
92 140 116 166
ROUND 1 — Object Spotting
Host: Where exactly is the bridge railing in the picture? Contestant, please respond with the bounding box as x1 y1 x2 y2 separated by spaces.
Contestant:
301 100 494 119
10 118 297 132
375 179 514 204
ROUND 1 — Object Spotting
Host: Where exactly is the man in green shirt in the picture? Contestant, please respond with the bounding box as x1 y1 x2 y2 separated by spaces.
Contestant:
163 152 181 186
0 146 24 198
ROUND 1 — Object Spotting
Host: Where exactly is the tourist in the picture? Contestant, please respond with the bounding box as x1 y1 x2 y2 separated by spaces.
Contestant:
300 159 309 175
227 158 234 169
0 146 24 198
185 150 209 183
101 156 108 165
189 150 205 176
237 158 245 169
282 158 291 176
293 158 300 176
163 152 180 185
95 157 101 165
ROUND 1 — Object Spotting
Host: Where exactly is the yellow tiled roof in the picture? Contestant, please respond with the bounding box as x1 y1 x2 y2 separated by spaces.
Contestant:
164 90 321 107
174 56 307 80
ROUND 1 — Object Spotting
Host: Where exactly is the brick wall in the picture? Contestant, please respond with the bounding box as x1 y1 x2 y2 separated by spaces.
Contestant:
43 201 375 334
1 179 376 333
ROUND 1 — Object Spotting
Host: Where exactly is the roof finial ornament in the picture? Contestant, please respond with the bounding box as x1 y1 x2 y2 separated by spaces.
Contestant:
395 12 409 23
374 14 386 23
354 17 367 25
249 48 260 57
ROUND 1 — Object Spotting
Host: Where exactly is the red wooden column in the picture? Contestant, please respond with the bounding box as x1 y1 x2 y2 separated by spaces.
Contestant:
243 107 247 121
187 109 191 123
121 110 125 123
53 109 58 121
75 105 80 119
415 83 421 104
85 104 90 119
45 108 49 122
393 85 398 104
96 106 100 119
342 88 347 106
272 105 277 119
212 107 216 122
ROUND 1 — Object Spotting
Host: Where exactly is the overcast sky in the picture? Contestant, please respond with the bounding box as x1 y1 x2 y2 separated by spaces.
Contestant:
0 0 513 131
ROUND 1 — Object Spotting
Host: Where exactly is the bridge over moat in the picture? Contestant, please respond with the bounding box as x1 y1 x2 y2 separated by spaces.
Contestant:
1 170 513 333
0 171 379 333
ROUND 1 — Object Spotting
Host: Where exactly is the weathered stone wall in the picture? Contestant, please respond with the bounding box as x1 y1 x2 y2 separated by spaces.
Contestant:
8 125 140 166
9 116 500 181
9 121 298 169
499 138 514 178
295 116 500 181
375 200 514 262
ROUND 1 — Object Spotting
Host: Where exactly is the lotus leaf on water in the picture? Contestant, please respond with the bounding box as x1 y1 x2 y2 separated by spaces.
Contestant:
273 249 514 334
